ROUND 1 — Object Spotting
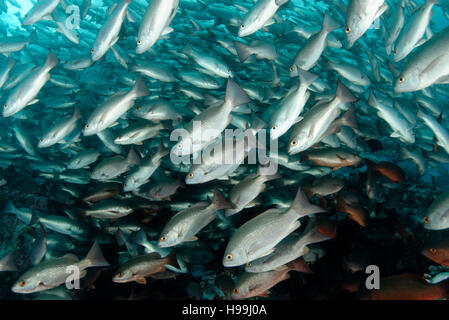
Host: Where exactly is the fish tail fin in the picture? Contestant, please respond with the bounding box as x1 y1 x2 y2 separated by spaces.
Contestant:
3 201 17 214
288 187 327 219
416 109 425 120
7 57 16 69
212 188 233 210
73 107 81 120
250 113 267 131
339 105 358 130
367 91 378 108
82 241 110 268
135 229 150 247
0 251 18 272
301 220 331 247
322 11 340 33
225 78 250 108
126 147 141 166
45 51 59 70
164 250 181 271
336 80 357 104
28 29 38 44
155 141 170 160
298 69 319 88
398 145 409 161
130 77 150 98
427 0 438 6
182 44 194 56
233 41 252 63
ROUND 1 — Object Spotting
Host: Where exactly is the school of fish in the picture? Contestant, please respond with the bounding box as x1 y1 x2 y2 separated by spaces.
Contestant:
1 0 449 300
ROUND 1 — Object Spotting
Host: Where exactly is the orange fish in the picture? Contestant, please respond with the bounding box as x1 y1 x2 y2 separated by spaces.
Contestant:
336 194 369 227
316 214 337 238
422 238 449 267
365 159 405 183
361 273 449 300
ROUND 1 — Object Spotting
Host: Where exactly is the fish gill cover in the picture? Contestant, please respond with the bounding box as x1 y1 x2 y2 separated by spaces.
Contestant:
0 0 449 301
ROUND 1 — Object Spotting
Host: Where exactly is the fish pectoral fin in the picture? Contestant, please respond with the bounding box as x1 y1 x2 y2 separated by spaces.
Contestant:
263 19 276 27
27 99 39 106
164 264 181 273
294 116 304 124
185 236 198 242
135 278 147 285
415 38 428 48
436 75 449 84
109 37 119 48
259 247 275 258
390 132 401 138
257 290 271 298
162 26 174 36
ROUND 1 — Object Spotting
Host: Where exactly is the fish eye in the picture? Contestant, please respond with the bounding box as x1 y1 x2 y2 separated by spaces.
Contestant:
225 254 233 261
116 272 123 278
430 248 437 254
137 40 141 45
289 66 294 72
345 26 351 34
90 48 94 54
135 106 140 110
39 139 43 142
85 124 89 128
241 24 245 29
247 262 252 267
18 281 25 287
423 216 429 224
271 126 277 130
290 140 297 146
160 236 167 242
125 206 130 210
177 143 182 149
124 183 128 187
3 104 7 109
398 77 405 83
393 49 398 55
233 288 239 294
188 173 194 179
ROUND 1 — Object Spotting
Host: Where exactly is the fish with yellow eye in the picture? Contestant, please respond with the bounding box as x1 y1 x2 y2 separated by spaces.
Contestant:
422 238 449 267
422 190 449 231
112 251 181 284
